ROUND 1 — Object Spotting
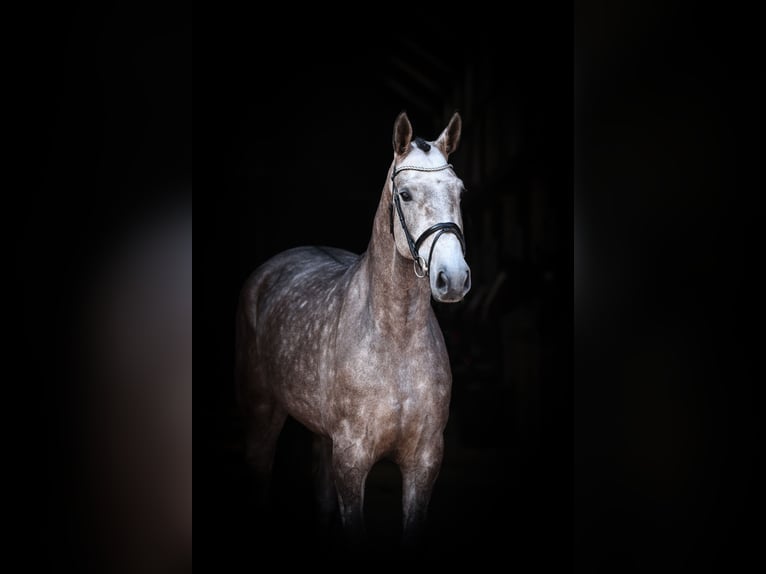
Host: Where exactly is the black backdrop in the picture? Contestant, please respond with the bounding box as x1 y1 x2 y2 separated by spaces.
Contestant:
21 2 765 571
198 10 572 569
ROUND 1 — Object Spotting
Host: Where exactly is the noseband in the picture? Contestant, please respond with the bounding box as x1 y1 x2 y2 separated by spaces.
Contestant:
389 163 466 278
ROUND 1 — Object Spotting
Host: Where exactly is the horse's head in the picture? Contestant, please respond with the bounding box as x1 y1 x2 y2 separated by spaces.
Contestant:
390 112 471 303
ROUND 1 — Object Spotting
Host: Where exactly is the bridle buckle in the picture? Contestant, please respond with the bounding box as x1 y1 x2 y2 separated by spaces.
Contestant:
413 256 428 278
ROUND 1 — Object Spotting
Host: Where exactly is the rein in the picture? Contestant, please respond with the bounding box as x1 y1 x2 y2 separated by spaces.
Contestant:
389 163 466 278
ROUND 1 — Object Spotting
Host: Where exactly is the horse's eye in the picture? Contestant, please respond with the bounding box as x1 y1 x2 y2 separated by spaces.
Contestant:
400 191 412 202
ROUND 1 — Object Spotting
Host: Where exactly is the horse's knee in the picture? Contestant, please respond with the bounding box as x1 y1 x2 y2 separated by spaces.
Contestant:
331 459 368 503
329 446 372 534
401 444 443 488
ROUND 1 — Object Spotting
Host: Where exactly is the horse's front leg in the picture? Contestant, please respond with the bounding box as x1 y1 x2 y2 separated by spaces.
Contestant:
331 438 373 543
400 434 444 546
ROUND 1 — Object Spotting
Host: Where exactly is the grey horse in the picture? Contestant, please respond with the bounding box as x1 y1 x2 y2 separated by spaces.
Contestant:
236 112 470 544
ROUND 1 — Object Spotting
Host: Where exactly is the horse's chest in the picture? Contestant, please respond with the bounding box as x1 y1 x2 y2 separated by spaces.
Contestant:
332 344 451 444
338 339 448 390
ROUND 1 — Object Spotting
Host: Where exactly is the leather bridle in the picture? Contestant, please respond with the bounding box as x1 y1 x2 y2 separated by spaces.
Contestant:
389 162 466 278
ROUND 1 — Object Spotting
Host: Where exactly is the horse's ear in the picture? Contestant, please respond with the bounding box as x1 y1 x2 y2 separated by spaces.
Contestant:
392 111 413 156
435 112 462 157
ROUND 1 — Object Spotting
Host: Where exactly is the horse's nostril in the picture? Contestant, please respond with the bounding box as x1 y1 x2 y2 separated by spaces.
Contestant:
436 270 448 291
463 270 471 291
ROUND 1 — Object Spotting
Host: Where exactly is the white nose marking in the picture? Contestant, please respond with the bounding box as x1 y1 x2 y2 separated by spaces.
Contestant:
430 233 465 271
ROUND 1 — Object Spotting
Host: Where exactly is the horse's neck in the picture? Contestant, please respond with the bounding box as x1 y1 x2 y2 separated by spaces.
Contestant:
358 180 433 338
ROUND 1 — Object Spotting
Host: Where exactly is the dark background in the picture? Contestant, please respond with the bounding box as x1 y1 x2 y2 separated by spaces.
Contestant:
1 1 192 570
575 2 764 571
198 9 572 569
22 3 193 571
18 2 763 571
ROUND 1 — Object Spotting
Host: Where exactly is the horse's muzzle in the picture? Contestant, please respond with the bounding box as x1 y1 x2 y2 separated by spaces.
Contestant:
432 264 471 302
